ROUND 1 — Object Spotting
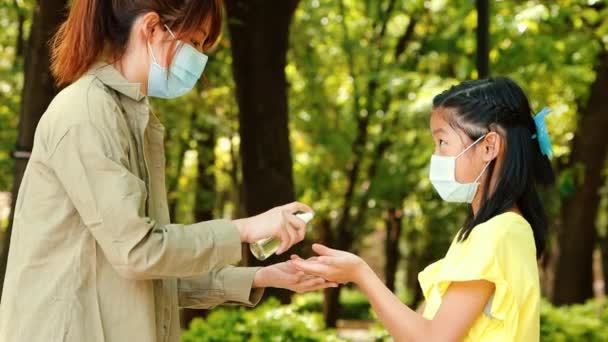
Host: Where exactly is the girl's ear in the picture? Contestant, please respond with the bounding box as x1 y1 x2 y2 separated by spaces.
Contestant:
481 131 501 162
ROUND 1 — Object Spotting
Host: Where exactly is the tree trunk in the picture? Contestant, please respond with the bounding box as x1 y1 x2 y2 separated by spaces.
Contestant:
225 0 300 304
0 0 67 299
599 235 608 296
404 230 424 307
476 0 490 78
181 122 217 328
552 51 608 305
323 286 341 328
193 123 217 222
13 0 26 59
384 208 403 292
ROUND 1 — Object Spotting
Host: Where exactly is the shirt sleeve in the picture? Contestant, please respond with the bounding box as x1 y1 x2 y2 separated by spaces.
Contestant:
46 121 242 280
178 266 265 309
428 224 517 321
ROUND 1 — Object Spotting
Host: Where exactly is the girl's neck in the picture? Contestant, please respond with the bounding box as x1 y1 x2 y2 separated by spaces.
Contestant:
471 200 520 217
471 188 521 216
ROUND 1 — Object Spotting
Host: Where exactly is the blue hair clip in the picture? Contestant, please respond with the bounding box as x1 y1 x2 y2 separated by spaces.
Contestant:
532 107 553 158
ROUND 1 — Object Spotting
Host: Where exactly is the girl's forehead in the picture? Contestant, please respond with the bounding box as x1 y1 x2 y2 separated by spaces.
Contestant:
430 107 454 130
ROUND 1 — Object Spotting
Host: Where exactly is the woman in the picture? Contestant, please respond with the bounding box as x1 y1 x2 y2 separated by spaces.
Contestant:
292 77 554 341
0 1 333 341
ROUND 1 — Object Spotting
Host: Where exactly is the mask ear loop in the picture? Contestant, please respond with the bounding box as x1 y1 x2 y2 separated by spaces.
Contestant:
164 24 177 39
455 134 487 159
147 26 160 65
473 131 498 182
147 42 159 65
473 160 492 183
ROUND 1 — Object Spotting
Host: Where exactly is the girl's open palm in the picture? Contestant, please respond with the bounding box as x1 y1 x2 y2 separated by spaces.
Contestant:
289 244 368 284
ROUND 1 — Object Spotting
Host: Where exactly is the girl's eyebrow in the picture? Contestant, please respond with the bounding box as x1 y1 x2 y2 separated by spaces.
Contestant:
432 128 447 135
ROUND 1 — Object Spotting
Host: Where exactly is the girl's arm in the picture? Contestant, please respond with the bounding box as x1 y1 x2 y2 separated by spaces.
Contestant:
291 244 494 342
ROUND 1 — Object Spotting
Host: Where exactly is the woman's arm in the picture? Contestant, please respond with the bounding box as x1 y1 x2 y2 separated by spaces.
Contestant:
291 244 494 342
178 263 337 309
49 122 311 280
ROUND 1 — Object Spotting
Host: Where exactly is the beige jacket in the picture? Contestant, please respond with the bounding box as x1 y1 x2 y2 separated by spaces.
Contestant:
0 63 262 342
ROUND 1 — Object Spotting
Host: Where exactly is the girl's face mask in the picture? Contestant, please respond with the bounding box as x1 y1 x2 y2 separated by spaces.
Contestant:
429 134 490 203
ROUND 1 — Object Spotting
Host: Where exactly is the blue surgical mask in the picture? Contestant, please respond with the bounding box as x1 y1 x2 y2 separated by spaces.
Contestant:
429 135 490 203
147 25 208 99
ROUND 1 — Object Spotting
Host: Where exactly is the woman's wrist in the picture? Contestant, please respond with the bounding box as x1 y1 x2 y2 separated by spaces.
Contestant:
232 218 249 242
252 267 268 288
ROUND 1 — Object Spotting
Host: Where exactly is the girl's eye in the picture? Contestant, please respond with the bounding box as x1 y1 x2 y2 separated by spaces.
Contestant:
439 139 447 146
191 40 201 48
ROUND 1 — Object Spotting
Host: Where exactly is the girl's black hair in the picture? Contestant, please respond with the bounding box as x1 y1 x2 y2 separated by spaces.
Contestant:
433 77 555 259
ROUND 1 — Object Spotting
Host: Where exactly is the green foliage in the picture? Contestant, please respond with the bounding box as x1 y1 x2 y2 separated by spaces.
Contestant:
0 0 32 193
183 298 608 342
181 298 345 342
540 299 608 341
292 287 374 320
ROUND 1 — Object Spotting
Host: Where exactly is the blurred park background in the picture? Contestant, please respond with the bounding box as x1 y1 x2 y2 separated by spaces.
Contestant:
1 0 608 341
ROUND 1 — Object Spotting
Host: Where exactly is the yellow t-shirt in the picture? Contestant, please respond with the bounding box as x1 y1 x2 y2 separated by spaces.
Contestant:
418 212 540 341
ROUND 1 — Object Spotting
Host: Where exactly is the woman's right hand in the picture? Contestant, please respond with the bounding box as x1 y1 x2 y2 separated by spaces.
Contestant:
233 202 314 255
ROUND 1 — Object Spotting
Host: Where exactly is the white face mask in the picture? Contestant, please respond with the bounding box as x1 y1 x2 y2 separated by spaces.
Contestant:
429 134 491 203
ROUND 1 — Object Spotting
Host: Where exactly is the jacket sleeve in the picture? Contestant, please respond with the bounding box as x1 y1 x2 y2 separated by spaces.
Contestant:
178 266 265 309
47 121 242 280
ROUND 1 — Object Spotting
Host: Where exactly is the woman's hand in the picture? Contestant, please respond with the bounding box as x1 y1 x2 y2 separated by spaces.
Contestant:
252 261 338 293
233 202 314 255
289 244 371 285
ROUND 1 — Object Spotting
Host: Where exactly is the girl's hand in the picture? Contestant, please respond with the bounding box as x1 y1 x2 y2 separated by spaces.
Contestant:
233 202 314 255
252 261 338 293
289 244 370 285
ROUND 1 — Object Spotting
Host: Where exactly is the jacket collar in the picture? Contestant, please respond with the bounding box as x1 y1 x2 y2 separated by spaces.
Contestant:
88 62 146 102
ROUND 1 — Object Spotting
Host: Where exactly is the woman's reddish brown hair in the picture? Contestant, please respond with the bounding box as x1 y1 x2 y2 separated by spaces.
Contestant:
51 0 223 86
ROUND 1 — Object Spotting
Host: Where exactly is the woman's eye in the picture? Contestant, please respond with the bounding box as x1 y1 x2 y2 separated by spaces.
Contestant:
439 139 446 146
191 40 201 48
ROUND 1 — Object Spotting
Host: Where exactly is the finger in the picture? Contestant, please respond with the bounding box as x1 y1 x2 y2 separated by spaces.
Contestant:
297 278 339 292
276 229 291 255
317 256 336 265
276 231 291 255
301 274 317 281
284 213 307 237
279 216 298 255
312 243 340 257
295 222 306 242
290 254 303 261
298 277 326 288
290 259 332 278
276 212 294 255
285 201 314 215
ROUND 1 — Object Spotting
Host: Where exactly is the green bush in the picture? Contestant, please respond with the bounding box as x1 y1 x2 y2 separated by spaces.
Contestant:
183 295 608 341
181 298 345 342
291 288 373 320
540 299 608 341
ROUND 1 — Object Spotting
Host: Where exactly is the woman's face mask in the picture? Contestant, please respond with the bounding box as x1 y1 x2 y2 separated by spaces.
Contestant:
147 25 208 99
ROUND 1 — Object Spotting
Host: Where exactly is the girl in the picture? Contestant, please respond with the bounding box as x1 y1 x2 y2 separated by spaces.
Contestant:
0 1 333 341
292 77 555 341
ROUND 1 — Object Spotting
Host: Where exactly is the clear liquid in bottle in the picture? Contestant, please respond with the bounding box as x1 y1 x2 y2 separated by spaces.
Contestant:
249 212 314 261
